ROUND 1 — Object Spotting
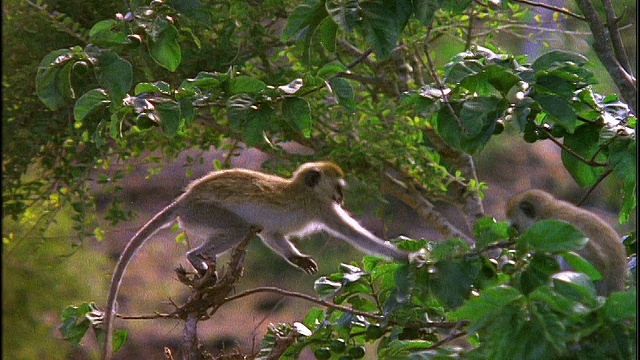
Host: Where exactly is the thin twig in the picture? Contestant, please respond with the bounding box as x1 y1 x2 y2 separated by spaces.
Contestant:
424 26 467 133
577 168 613 207
223 287 385 321
510 0 586 21
538 127 608 167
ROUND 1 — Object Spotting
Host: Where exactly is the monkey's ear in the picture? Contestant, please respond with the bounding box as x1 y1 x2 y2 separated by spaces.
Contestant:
519 201 536 218
304 169 322 188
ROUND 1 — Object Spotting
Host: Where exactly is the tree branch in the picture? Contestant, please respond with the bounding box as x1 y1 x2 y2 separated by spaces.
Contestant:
224 287 385 321
381 172 475 245
601 0 633 74
574 0 637 114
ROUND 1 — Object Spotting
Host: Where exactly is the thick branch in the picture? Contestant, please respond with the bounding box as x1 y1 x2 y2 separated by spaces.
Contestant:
601 0 633 74
574 0 637 114
381 172 475 245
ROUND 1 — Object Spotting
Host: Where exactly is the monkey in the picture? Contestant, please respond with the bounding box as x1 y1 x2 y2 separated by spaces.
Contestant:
506 189 627 297
102 161 409 359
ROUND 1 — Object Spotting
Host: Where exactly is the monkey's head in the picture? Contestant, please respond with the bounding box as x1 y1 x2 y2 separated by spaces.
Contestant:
293 162 346 205
506 189 557 233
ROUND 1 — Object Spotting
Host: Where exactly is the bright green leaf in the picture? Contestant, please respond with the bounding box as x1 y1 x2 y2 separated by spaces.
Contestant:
149 21 182 72
603 290 637 321
517 219 588 253
228 76 267 95
474 217 510 248
558 251 602 281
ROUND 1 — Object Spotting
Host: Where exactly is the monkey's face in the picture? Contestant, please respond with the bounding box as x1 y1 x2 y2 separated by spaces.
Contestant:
506 193 542 233
301 168 346 205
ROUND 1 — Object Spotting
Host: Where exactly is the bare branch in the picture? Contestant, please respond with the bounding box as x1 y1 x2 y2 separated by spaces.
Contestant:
601 0 633 74
510 0 586 21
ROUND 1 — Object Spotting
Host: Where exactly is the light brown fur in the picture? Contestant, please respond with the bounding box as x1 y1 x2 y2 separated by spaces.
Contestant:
506 189 627 296
103 161 405 359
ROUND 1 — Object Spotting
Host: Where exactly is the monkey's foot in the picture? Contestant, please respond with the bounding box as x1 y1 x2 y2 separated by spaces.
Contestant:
289 255 318 274
175 265 218 288
193 266 218 288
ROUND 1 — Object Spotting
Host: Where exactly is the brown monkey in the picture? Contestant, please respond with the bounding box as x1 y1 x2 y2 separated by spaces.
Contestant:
506 189 627 296
103 161 408 359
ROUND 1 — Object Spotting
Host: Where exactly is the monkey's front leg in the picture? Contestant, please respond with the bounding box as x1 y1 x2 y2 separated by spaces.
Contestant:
259 232 318 274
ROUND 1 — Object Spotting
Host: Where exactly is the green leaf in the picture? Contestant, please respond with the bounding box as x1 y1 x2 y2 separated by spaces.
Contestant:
558 251 602 281
413 0 446 26
74 89 110 122
608 138 637 224
603 290 637 321
113 329 128 353
532 51 589 72
89 19 129 46
434 97 506 154
516 254 562 294
135 81 172 95
228 76 267 95
282 97 313 137
155 102 183 136
431 259 480 308
282 0 328 62
460 96 502 136
314 277 343 299
358 0 411 59
560 124 606 187
535 74 574 98
242 105 274 147
532 93 578 133
517 219 588 253
447 285 524 328
551 271 597 302
96 51 133 102
36 49 77 110
59 303 92 345
474 217 510 248
319 18 338 52
227 94 255 130
328 77 355 113
149 21 182 72
325 0 359 32
317 62 348 79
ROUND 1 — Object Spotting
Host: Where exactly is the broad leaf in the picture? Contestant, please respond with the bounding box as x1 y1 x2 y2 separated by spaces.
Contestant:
560 124 606 187
517 219 588 253
74 89 110 123
96 50 133 102
149 21 182 72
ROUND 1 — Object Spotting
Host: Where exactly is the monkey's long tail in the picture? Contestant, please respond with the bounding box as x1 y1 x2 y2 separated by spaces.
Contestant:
103 200 180 360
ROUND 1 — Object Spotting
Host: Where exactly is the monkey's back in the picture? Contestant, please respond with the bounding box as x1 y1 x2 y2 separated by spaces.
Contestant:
183 168 313 207
544 199 627 295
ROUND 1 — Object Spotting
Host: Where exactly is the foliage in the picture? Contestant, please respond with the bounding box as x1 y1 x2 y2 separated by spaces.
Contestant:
2 0 636 358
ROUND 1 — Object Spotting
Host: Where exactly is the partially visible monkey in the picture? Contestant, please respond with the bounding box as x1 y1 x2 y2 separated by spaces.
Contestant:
506 189 627 296
102 161 408 359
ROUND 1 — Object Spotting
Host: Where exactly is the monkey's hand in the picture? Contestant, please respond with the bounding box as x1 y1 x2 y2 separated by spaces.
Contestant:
289 255 318 274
